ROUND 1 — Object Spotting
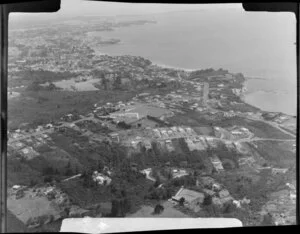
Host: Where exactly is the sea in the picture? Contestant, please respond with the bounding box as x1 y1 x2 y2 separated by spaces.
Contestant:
87 8 297 116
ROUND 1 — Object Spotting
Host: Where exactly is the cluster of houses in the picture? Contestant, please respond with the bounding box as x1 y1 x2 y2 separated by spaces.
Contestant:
92 171 112 186
151 126 196 139
232 88 246 97
110 124 226 155
8 132 53 160
170 176 237 212
229 126 253 139
61 113 80 122
7 183 89 228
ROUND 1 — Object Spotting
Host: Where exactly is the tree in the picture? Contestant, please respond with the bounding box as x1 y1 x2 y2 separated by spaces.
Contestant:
223 201 236 214
203 194 212 206
97 160 104 172
43 175 53 183
110 199 120 217
110 199 126 217
153 204 164 215
30 179 38 187
101 78 108 90
123 197 133 213
154 177 161 188
179 197 185 206
65 168 73 176
113 74 122 90
261 213 274 226
26 81 41 91
43 166 54 175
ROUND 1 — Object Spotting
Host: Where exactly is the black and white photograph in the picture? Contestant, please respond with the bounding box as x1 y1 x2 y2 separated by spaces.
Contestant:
1 1 297 232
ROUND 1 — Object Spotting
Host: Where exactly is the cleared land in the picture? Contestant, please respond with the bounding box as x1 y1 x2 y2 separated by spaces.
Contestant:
127 201 188 218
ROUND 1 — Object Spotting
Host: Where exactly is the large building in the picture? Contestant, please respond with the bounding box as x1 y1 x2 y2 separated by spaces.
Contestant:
171 186 205 212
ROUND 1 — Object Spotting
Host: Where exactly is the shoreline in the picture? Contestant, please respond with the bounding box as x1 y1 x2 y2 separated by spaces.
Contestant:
151 62 197 72
92 49 293 117
241 79 295 117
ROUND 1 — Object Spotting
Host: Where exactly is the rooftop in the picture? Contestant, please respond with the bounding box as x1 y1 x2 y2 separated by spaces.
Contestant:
172 187 204 204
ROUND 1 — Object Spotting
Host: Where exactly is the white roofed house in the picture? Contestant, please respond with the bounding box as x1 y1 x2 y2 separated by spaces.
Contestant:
185 127 195 135
172 169 189 179
161 130 169 139
192 137 206 151
167 130 173 137
209 155 224 172
172 186 205 212
212 189 234 208
153 129 161 138
109 133 120 143
165 139 175 152
170 126 178 132
20 146 39 160
185 138 197 151
271 168 289 175
143 140 152 150
92 171 112 186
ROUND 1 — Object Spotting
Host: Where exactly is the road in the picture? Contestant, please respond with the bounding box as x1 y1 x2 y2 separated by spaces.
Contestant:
207 105 296 138
237 137 296 143
243 115 296 138
8 115 101 143
9 100 296 147
141 169 156 182
62 174 82 182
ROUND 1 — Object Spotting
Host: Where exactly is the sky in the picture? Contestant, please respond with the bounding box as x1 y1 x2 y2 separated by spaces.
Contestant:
9 0 243 21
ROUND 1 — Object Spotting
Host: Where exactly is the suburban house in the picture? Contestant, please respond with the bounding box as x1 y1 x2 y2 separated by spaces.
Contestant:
272 168 289 175
172 169 189 179
172 186 205 212
109 133 120 143
209 156 224 172
92 171 112 186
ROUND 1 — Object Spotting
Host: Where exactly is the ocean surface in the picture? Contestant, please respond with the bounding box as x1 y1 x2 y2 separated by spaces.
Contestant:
88 9 297 116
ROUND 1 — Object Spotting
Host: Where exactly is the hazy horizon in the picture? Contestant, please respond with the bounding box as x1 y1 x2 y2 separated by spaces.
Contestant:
8 1 297 115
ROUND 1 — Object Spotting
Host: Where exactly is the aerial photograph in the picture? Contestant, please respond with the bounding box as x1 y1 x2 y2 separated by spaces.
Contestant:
5 1 297 232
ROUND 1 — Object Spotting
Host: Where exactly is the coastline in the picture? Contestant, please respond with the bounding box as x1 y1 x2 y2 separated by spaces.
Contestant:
242 79 295 117
92 49 293 117
151 62 196 72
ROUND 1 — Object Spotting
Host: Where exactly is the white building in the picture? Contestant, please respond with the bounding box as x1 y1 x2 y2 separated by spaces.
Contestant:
92 171 112 186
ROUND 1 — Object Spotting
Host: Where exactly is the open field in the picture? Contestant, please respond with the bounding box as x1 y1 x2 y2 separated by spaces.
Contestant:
7 209 30 233
253 141 296 167
7 190 61 226
127 201 188 218
7 156 43 187
8 90 139 129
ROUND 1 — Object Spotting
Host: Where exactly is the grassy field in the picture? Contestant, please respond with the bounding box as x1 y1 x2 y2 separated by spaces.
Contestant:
254 141 296 167
7 156 43 187
8 89 139 129
7 190 61 226
7 209 30 233
127 201 188 217
8 82 181 130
